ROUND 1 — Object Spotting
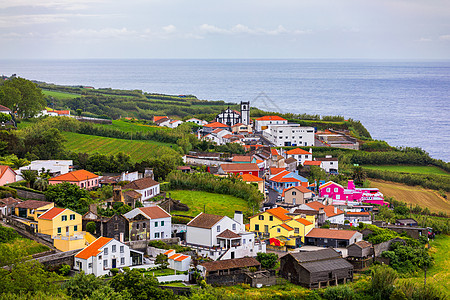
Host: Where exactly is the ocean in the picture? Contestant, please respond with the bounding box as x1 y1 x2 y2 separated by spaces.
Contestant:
1 59 449 162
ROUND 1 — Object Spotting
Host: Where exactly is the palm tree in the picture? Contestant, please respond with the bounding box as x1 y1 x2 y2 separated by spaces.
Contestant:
352 166 367 185
34 176 48 191
11 157 29 169
21 169 38 188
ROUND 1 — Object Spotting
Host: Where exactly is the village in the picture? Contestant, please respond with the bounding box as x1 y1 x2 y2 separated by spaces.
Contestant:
0 99 441 299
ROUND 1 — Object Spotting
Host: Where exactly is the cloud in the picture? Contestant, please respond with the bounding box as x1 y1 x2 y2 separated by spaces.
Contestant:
416 37 432 42
439 35 450 41
0 13 100 28
57 27 137 39
162 25 176 34
0 0 105 10
198 24 300 36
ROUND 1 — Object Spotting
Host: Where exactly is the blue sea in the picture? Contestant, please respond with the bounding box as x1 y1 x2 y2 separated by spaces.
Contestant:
1 59 449 162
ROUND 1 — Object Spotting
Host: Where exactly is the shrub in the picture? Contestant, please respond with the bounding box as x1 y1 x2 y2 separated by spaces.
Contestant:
86 222 96 234
323 285 355 300
110 268 119 276
59 264 71 276
256 252 278 269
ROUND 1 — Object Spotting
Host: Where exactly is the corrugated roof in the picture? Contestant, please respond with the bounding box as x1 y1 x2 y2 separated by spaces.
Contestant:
306 228 359 240
286 148 311 155
75 237 112 259
49 170 98 182
200 257 260 272
38 207 66 220
301 257 353 273
290 248 340 263
187 212 224 229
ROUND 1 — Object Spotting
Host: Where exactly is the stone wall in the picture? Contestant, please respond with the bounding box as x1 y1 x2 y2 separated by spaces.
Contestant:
15 189 46 201
35 249 80 267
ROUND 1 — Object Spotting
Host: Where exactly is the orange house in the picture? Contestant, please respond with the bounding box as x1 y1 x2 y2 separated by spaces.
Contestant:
49 170 99 190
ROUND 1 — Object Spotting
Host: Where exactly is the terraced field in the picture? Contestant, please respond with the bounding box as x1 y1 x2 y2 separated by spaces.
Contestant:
42 89 80 99
62 131 179 162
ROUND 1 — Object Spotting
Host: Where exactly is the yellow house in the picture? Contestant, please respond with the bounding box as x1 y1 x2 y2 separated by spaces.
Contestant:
285 218 315 243
240 174 265 195
268 223 296 246
249 207 292 237
15 200 54 221
38 207 82 237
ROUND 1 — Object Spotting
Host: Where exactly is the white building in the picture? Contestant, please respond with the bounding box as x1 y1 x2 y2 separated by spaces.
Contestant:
164 249 191 272
122 177 160 201
74 237 143 276
263 124 315 147
17 160 73 181
119 171 142 182
285 148 313 166
123 206 172 241
315 156 339 173
186 211 266 260
201 129 233 146
254 116 288 131
186 118 208 126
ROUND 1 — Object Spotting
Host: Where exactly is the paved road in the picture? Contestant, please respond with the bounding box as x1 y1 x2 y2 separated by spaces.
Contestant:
264 186 281 207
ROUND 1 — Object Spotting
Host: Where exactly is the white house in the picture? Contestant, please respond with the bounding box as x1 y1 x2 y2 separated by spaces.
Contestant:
74 237 143 276
254 116 288 131
168 120 183 128
16 160 73 181
285 148 313 166
123 206 172 241
186 211 266 260
263 124 315 147
186 118 208 126
315 156 339 174
164 249 191 272
201 129 233 146
122 177 160 201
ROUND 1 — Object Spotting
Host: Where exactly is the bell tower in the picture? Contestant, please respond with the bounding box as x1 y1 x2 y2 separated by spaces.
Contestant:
240 101 250 125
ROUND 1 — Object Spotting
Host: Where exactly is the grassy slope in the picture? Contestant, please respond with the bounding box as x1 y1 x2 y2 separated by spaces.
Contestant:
428 234 450 292
62 131 178 163
363 165 449 176
42 89 80 99
369 179 450 215
168 190 249 218
92 120 171 133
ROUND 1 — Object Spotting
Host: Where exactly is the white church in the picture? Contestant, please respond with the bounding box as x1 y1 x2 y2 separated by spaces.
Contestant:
215 101 250 127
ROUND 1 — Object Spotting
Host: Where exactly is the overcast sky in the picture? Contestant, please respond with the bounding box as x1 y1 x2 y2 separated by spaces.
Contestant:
1 0 449 59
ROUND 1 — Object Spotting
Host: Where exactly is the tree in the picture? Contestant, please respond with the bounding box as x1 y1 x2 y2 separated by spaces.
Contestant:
64 272 104 300
256 252 278 269
370 265 398 299
21 169 38 188
0 113 12 123
352 166 367 185
10 157 29 169
86 222 96 234
155 253 169 269
0 77 45 118
76 109 82 117
44 182 92 214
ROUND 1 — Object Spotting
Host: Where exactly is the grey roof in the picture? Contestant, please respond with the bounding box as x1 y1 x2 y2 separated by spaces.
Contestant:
301 257 353 273
290 248 340 263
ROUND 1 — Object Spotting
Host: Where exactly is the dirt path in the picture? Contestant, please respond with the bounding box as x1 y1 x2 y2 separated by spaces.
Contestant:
369 179 450 215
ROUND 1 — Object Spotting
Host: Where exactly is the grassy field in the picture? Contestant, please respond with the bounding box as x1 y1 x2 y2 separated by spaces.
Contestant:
92 120 171 133
428 234 450 292
42 89 80 99
369 179 450 215
363 165 449 176
143 268 176 277
62 131 178 162
169 190 249 218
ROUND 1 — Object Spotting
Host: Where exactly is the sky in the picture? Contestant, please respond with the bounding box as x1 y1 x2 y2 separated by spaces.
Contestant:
1 0 450 59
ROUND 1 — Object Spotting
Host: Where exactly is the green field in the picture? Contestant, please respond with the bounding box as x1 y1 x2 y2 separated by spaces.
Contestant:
92 120 171 133
169 190 249 218
428 234 450 291
62 131 178 162
42 89 80 99
363 165 449 176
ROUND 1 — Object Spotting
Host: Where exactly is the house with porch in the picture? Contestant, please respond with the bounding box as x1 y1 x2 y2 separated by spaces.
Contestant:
186 211 265 260
74 237 143 277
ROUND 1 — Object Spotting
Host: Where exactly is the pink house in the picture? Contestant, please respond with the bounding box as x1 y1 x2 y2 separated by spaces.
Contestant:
0 165 16 186
48 170 99 190
319 180 387 206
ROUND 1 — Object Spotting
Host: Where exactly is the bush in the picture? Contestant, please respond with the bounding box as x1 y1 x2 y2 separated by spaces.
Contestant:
323 285 355 300
110 268 119 276
59 264 71 276
256 252 278 269
0 225 20 243
86 222 96 234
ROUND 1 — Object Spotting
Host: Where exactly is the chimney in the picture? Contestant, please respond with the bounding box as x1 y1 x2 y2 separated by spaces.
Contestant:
144 168 154 180
234 211 244 226
334 206 337 214
309 148 312 153
89 204 98 215
319 207 325 215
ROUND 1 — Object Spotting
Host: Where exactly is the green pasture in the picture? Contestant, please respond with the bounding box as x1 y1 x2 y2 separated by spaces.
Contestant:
92 120 171 133
42 89 80 99
168 190 249 218
362 165 449 176
62 131 178 162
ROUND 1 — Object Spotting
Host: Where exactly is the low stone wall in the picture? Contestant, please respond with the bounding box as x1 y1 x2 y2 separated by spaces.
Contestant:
35 249 80 267
15 189 46 201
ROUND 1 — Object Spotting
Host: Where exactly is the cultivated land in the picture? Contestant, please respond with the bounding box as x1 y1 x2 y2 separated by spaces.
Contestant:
168 190 249 218
92 120 171 133
428 234 450 291
42 89 80 99
62 131 178 162
363 165 449 176
369 179 450 215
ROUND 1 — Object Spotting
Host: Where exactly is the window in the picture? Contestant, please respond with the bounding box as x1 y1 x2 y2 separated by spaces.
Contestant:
161 221 164 226
112 245 116 253
120 246 124 253
154 221 158 227
295 228 299 234
258 215 264 220
143 223 146 229
269 216 273 221
57 227 61 234
104 248 108 255
264 225 269 232
292 191 296 195
326 188 330 192
70 214 75 220
243 239 246 244
81 183 84 188
277 228 280 233
88 263 92 269
216 225 221 232
121 257 125 265
87 181 90 187
334 188 338 192
62 215 67 221
74 225 78 231
114 223 119 230
232 224 236 231
103 260 108 267
136 224 140 230
154 232 160 238
255 224 259 231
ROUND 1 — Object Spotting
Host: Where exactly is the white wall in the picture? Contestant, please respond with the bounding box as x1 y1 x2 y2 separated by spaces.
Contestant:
263 124 314 147
186 226 212 247
149 216 171 240
255 119 287 131
138 184 160 201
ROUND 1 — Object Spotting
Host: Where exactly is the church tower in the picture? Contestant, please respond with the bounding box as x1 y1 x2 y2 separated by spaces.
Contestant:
240 101 250 125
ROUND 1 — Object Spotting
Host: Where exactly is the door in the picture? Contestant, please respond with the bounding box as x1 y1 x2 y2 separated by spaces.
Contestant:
66 226 69 235
112 259 117 268
231 252 235 259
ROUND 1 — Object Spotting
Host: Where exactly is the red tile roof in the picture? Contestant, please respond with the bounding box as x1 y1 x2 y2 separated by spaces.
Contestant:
280 223 294 231
323 206 344 218
263 207 291 221
0 165 16 178
306 228 359 240
346 211 370 216
174 254 189 262
204 122 229 128
286 148 311 155
303 161 321 166
138 206 171 219
269 167 285 175
217 229 241 239
75 237 112 259
49 170 98 182
164 249 175 255
220 163 259 173
38 207 66 220
153 116 168 122
270 171 302 183
305 201 326 210
123 177 159 190
0 105 12 112
255 116 287 121
271 149 279 156
282 185 313 196
240 174 263 182
232 155 253 162
294 218 313 226
16 200 53 209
